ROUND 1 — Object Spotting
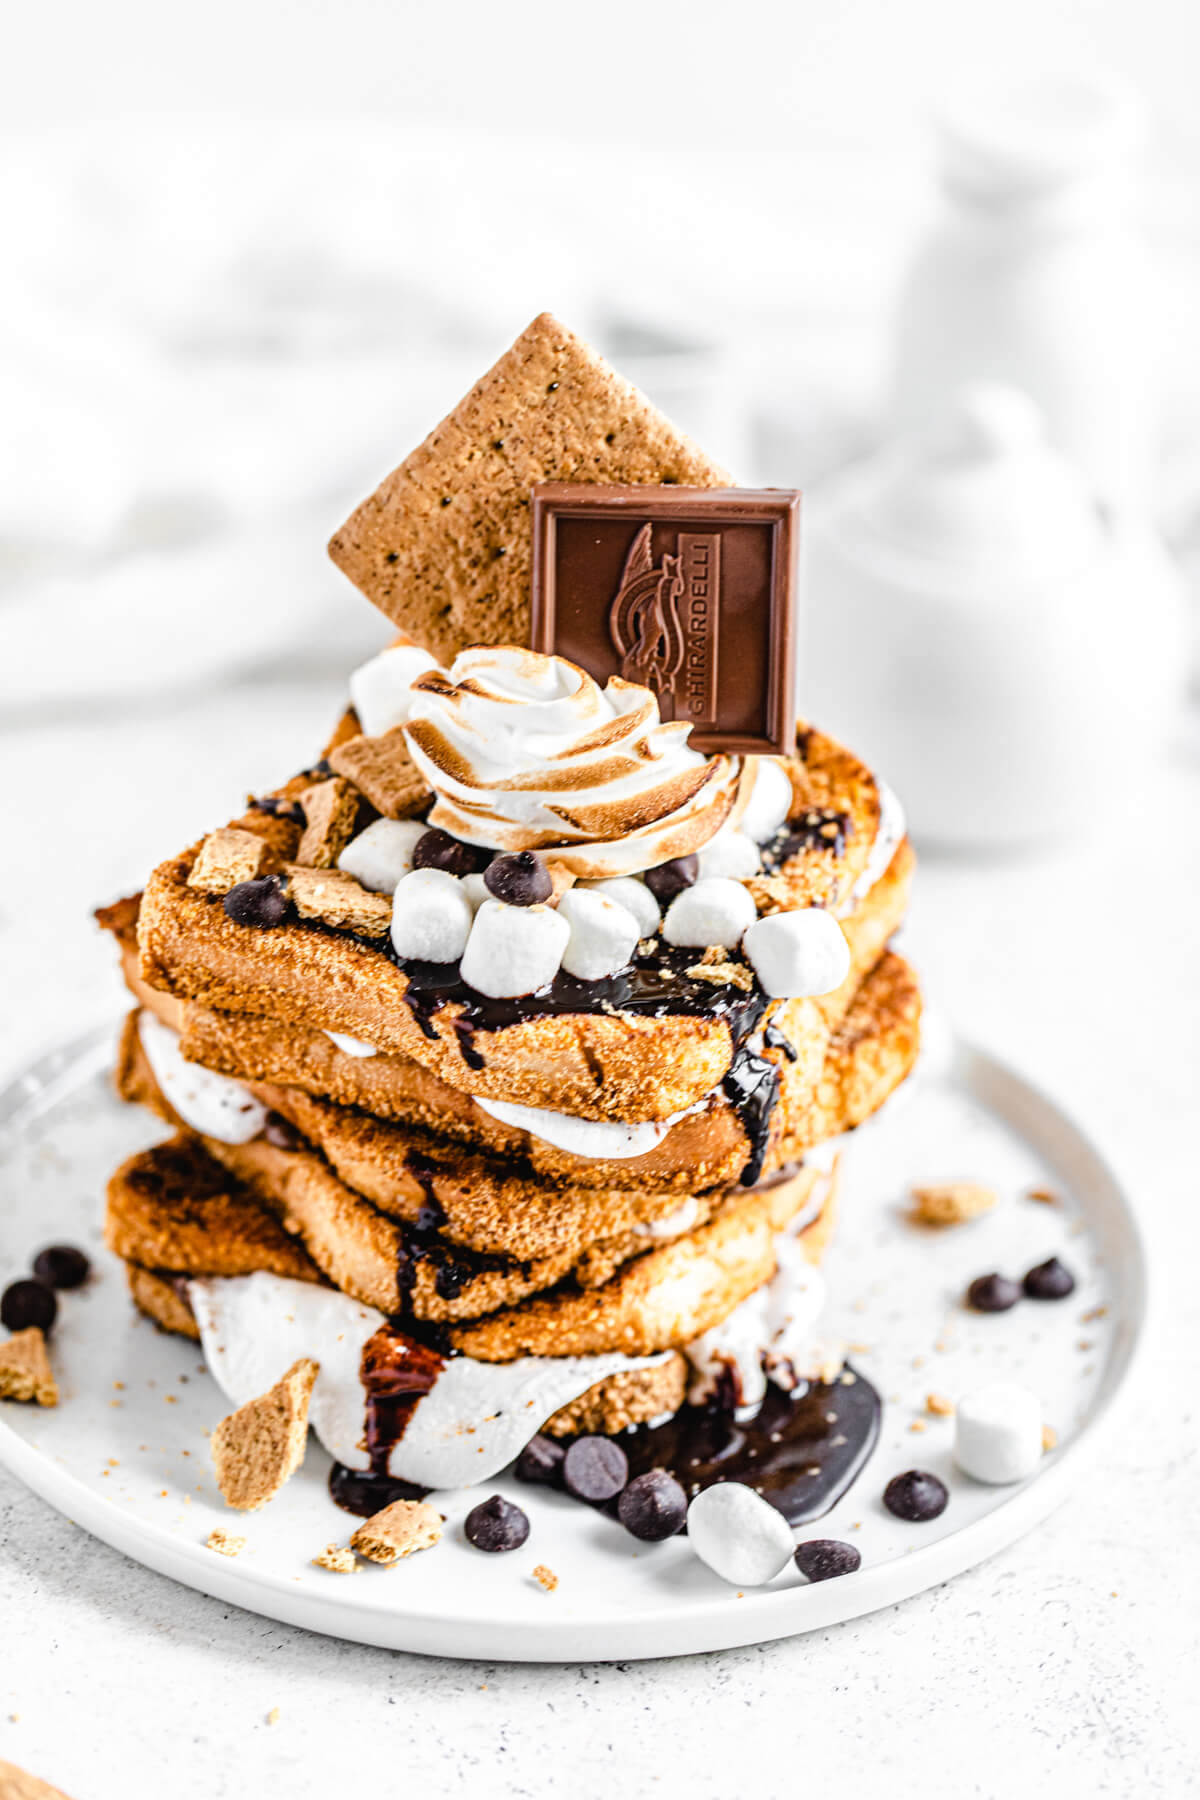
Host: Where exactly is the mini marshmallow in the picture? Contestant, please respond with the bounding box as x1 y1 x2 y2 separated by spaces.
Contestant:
459 899 570 999
662 878 757 950
696 826 762 882
579 876 661 938
742 908 850 998
389 868 474 964
954 1382 1044 1485
740 758 794 845
557 889 641 981
349 643 438 737
337 818 426 894
686 1482 795 1587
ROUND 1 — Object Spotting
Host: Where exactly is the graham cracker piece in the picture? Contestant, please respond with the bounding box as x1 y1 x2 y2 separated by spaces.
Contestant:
686 951 754 991
544 859 576 907
327 727 430 821
911 1182 997 1228
210 1357 318 1511
350 1498 443 1566
188 828 270 895
312 1543 358 1574
205 1527 246 1557
296 777 360 869
0 1760 76 1800
532 1563 559 1592
285 866 392 938
328 312 730 663
0 1329 57 1407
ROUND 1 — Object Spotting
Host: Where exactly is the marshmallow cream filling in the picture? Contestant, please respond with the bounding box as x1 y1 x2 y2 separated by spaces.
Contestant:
472 1093 710 1160
188 1273 672 1490
186 1166 838 1488
840 779 905 914
137 1011 267 1144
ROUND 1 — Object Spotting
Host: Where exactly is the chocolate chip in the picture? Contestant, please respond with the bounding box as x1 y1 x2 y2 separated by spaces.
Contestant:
223 876 287 929
1023 1256 1076 1301
883 1470 949 1522
463 1494 531 1553
412 828 489 877
514 1434 566 1488
966 1272 1021 1313
794 1538 862 1582
1 1279 57 1335
562 1435 629 1503
484 851 553 907
616 1469 687 1541
262 1112 305 1152
31 1245 90 1290
643 856 698 905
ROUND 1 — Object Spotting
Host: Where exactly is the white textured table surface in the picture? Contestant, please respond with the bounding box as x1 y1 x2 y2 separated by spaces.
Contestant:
1 672 1197 1799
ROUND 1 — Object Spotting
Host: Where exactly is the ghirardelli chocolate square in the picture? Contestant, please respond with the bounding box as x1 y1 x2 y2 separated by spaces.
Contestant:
530 485 800 755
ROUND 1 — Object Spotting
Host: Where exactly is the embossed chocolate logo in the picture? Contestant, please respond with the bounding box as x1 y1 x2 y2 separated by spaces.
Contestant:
531 485 800 755
607 523 720 728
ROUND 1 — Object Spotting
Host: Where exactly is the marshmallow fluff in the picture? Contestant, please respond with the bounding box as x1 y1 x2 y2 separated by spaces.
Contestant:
337 818 426 894
662 877 757 950
404 646 743 878
557 888 641 981
323 1029 379 1059
954 1382 1044 1485
686 1481 796 1587
136 1012 266 1144
472 1093 709 1160
348 643 438 737
188 1272 672 1489
389 868 474 963
743 907 851 998
459 899 570 998
841 779 906 913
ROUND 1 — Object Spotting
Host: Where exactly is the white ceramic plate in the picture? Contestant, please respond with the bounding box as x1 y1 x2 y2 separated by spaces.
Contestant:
0 1022 1146 1662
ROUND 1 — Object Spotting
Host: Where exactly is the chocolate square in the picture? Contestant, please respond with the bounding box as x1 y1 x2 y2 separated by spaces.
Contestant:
531 484 800 755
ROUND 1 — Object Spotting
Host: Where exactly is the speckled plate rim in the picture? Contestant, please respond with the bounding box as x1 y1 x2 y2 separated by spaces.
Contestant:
0 1027 1149 1662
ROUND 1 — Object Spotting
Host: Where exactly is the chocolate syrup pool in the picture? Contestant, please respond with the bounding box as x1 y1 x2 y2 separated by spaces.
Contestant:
615 1365 881 1526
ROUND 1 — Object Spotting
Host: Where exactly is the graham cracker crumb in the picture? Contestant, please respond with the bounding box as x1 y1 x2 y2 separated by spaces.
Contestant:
206 1528 246 1558
328 727 430 820
312 1544 358 1574
1081 1305 1108 1323
266 1708 280 1727
911 1182 997 1227
637 937 659 957
908 1420 926 1433
296 778 360 869
1027 1186 1059 1206
350 1499 443 1566
210 1357 318 1511
1042 1425 1058 1453
544 860 576 907
187 827 270 895
926 1393 955 1417
532 1564 559 1592
285 865 392 938
686 955 754 991
0 1330 58 1407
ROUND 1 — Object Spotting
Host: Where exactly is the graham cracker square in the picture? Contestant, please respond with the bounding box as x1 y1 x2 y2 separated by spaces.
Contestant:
327 312 730 664
188 828 270 894
296 777 360 869
327 727 430 821
286 866 392 938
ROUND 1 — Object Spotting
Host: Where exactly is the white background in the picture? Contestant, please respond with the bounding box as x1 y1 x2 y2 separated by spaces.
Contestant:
1 3 1199 1796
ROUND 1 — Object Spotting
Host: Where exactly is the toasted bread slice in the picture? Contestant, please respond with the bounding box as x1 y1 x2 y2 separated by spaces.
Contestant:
133 721 907 1122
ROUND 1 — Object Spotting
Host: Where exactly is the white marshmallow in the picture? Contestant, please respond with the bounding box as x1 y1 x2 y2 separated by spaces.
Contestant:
459 899 570 998
686 1482 795 1587
954 1382 1044 1485
389 868 474 963
663 877 757 950
696 826 762 881
740 758 794 844
337 818 426 894
557 889 641 981
742 908 850 997
579 876 661 938
460 872 491 912
137 1012 266 1144
323 1030 379 1059
348 643 438 737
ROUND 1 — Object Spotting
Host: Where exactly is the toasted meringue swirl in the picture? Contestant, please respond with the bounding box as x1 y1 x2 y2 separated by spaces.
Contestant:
404 647 746 878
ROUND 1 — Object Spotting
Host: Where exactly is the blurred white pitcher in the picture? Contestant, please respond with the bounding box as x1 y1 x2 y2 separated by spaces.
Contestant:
801 384 1183 848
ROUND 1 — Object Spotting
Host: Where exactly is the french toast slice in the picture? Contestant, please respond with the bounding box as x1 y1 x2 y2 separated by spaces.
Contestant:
133 719 908 1123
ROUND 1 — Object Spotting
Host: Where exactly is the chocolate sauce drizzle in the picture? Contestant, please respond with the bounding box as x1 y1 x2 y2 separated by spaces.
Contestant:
761 807 853 871
328 1322 442 1517
722 1047 781 1187
615 1365 881 1527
